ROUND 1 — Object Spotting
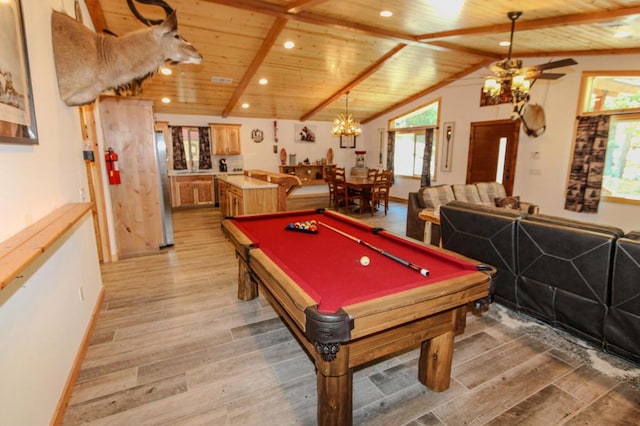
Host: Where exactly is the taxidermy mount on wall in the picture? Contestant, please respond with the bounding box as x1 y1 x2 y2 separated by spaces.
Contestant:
51 0 202 106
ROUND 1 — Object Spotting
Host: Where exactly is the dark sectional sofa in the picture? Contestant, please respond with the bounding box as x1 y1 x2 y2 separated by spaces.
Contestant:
439 201 639 364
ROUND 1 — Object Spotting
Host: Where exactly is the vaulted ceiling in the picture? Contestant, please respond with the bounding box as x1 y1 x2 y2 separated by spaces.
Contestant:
86 0 640 123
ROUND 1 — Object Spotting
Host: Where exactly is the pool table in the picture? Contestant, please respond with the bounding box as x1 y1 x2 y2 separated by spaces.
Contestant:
221 209 495 425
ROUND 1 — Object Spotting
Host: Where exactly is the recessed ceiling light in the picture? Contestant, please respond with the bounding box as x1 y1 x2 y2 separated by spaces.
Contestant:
499 41 511 47
241 103 250 109
259 78 268 85
160 67 172 75
614 30 632 38
284 41 295 49
380 10 393 17
161 97 171 103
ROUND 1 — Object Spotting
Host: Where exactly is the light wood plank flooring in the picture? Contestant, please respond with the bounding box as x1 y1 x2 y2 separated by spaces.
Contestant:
63 197 640 425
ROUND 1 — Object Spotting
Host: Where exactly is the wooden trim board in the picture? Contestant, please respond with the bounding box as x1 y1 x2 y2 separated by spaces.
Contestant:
0 203 93 291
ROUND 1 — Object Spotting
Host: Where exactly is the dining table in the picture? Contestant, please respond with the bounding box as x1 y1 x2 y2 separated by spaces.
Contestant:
343 176 377 213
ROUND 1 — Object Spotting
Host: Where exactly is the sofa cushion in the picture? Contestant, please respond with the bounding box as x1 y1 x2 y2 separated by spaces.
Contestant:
452 184 482 204
495 195 521 209
475 182 507 206
418 185 455 210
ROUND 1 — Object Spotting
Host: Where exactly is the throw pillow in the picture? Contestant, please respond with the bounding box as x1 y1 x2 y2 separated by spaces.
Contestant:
495 195 521 210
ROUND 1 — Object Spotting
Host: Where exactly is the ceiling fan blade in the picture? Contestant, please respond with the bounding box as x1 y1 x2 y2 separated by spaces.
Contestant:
535 72 566 80
531 58 578 71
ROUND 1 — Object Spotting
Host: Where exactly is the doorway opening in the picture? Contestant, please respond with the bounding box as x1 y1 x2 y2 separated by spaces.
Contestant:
467 119 520 195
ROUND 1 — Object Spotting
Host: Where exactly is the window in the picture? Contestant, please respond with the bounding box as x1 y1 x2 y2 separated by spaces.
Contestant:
390 99 439 178
603 114 640 201
579 72 640 203
182 127 200 170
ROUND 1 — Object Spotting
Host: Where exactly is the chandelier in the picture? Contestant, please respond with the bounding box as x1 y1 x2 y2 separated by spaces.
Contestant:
483 74 531 104
331 91 362 137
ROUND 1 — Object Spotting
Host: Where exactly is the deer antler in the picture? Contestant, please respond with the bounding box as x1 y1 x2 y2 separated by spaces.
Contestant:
126 0 174 26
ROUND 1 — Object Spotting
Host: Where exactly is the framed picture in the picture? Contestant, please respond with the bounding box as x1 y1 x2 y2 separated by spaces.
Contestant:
295 124 316 142
0 0 38 144
340 134 356 149
440 122 454 172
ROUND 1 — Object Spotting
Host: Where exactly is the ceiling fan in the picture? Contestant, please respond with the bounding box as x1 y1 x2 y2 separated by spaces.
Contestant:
484 11 578 101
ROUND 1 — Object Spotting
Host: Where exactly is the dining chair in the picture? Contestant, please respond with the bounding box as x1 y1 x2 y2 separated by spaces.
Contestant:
325 167 336 207
371 170 392 215
332 167 347 211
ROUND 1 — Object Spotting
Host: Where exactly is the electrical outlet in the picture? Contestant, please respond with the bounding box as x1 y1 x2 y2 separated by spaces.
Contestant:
79 287 84 302
79 187 86 201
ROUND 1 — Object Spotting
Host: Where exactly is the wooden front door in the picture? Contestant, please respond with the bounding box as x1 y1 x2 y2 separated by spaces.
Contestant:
467 119 520 195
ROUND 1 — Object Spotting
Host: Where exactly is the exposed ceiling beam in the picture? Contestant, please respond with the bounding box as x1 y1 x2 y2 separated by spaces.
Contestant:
300 43 408 121
286 0 330 14
361 59 496 124
222 17 289 117
201 0 424 46
417 6 640 40
515 47 640 58
426 41 503 60
84 0 108 32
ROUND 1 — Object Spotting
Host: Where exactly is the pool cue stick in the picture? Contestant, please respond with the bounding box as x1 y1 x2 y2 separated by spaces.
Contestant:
318 221 429 276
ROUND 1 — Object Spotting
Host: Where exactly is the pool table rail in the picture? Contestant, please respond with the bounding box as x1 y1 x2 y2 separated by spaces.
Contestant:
344 269 493 339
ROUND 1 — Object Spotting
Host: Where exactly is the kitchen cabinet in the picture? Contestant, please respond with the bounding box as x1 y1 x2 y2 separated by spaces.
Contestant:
170 175 214 207
210 123 241 155
218 176 278 217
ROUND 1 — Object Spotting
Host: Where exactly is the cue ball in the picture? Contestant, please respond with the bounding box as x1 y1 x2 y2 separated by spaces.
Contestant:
360 256 370 266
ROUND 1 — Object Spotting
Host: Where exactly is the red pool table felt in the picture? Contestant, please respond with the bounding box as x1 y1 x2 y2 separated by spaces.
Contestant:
230 210 479 313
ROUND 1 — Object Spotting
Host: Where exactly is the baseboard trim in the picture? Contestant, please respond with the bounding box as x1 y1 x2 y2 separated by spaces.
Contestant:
289 192 329 199
390 196 407 203
50 286 105 426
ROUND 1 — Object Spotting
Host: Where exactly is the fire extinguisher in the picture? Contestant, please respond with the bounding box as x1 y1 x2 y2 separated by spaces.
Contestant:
105 148 121 185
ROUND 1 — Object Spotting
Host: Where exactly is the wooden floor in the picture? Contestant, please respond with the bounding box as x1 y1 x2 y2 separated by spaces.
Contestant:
63 197 640 425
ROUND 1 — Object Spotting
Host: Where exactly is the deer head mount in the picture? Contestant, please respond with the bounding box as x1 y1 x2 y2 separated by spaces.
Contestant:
52 0 202 106
513 102 546 137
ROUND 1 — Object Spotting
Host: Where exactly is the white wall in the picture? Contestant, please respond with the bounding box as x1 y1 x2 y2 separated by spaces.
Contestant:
0 1 103 424
362 54 640 233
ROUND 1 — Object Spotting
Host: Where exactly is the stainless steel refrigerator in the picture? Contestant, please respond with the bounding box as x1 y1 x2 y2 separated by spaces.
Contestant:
155 131 174 247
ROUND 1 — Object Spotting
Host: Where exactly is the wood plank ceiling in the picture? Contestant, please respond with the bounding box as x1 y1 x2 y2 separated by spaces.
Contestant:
85 0 640 123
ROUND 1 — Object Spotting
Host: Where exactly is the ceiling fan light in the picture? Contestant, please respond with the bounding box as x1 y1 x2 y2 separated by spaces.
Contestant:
512 75 530 91
483 78 501 97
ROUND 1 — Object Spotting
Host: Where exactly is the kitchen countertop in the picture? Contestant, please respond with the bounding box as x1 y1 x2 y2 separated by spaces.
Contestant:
217 174 278 189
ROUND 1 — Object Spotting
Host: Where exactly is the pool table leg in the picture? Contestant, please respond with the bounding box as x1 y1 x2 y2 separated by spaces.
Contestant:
316 346 353 425
237 258 257 300
417 328 455 392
